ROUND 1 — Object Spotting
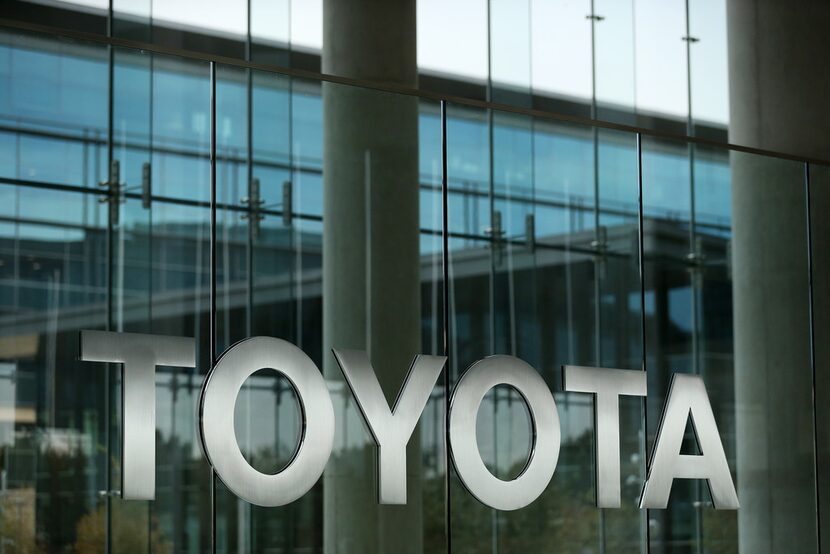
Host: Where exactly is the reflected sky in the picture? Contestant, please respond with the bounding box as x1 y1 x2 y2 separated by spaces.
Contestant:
40 0 729 123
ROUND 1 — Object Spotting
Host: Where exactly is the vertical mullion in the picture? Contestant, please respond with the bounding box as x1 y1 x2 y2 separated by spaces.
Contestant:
245 8 255 550
245 49 255 554
805 162 822 553
588 2 607 548
683 3 706 548
245 0 253 341
440 99 452 554
104 0 115 548
684 0 701 380
486 43 499 554
484 6 499 551
146 49 156 554
148 40 161 554
636 132 651 554
209 60 218 554
244 5 255 549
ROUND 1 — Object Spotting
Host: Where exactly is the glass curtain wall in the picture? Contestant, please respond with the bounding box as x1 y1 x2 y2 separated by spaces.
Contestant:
5 0 731 141
0 25 827 554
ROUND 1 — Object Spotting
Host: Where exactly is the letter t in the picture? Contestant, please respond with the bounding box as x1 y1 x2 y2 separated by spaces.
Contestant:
81 330 195 500
563 365 647 508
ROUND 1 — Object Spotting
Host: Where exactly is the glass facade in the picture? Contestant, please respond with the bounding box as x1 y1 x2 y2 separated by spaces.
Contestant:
0 2 829 552
4 0 732 141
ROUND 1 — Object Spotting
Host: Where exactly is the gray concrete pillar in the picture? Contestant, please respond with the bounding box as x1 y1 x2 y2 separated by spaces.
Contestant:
727 1 830 552
321 1 422 553
730 155 814 553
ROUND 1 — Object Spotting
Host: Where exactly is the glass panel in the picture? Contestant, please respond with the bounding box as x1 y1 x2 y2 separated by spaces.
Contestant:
594 0 636 124
810 162 830 554
4 0 108 35
728 151 815 553
110 45 152 554
688 0 730 136
111 48 213 551
212 66 446 552
0 33 109 552
489 0 531 104
530 0 593 118
0 186 109 552
112 0 248 59
642 136 817 552
0 30 108 190
3 0 746 155
446 102 645 551
642 136 709 551
633 0 689 132
417 0 489 95
213 62 301 554
250 0 291 66
112 0 152 42
321 79 447 554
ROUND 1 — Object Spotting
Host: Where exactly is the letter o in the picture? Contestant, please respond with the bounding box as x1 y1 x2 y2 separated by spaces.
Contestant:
199 337 334 507
448 355 560 510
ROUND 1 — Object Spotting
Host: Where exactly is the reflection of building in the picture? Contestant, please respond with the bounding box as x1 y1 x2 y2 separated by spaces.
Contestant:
0 195 733 552
0 1 828 553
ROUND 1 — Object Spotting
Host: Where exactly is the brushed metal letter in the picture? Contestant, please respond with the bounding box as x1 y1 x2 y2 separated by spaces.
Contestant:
563 365 647 508
332 349 446 504
639 373 739 509
448 355 560 511
199 336 334 507
80 330 195 500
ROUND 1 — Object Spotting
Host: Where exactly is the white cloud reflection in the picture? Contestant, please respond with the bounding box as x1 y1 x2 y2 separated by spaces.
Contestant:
51 0 729 123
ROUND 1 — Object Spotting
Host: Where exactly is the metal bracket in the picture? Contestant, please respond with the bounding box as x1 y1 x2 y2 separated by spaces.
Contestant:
591 225 609 279
141 162 152 209
686 236 706 266
98 159 123 226
282 180 293 227
682 36 700 43
590 225 609 255
586 14 605 21
485 210 504 265
242 177 265 239
121 161 152 211
687 236 707 288
525 213 535 252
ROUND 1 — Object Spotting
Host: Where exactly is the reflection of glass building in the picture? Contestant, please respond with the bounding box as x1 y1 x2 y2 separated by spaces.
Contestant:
0 0 829 552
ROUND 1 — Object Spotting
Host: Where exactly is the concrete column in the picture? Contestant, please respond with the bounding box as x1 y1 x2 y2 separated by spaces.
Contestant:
727 1 830 552
321 2 422 553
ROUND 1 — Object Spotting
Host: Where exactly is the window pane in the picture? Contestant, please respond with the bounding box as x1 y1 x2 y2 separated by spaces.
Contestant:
642 136 817 552
446 101 646 551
